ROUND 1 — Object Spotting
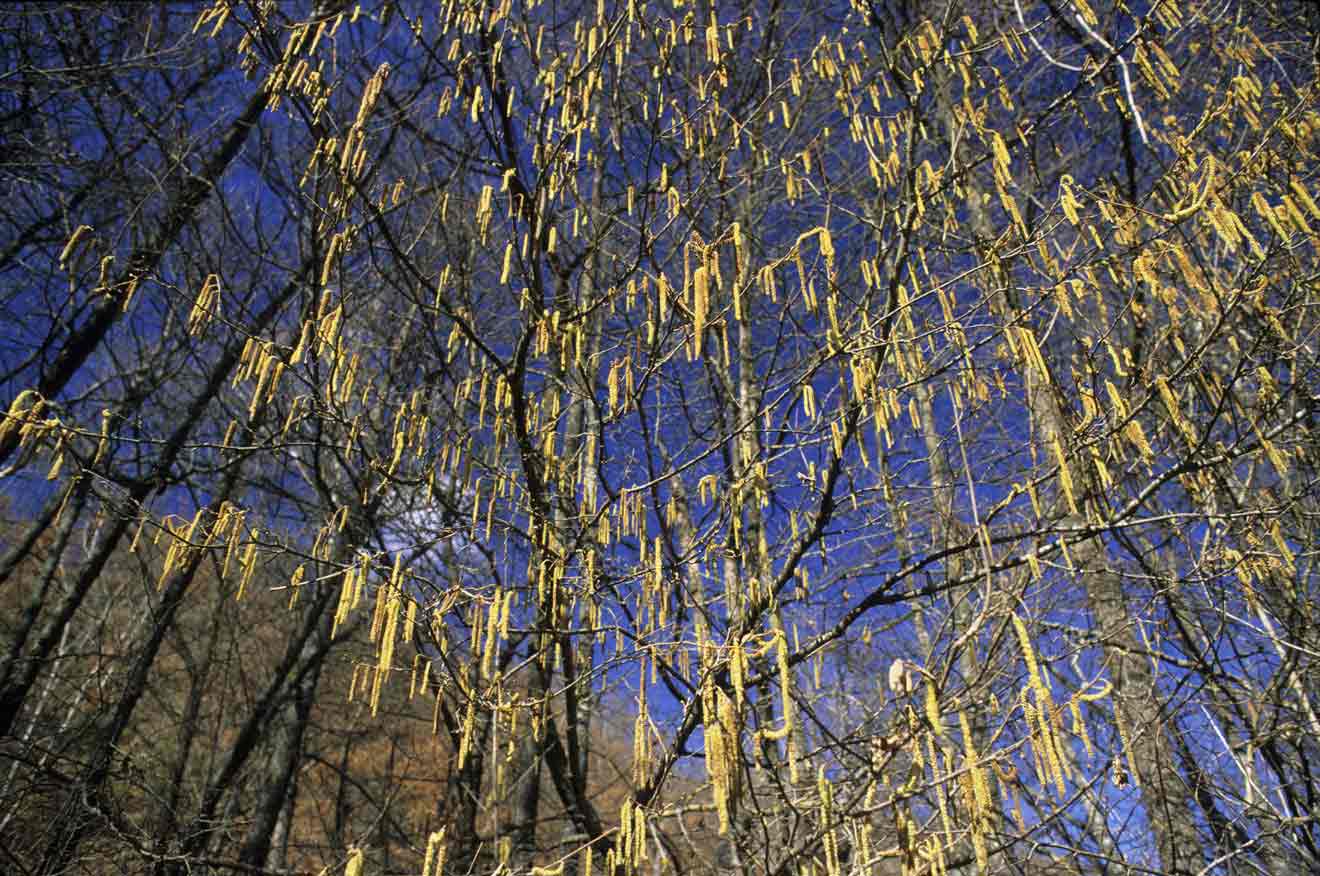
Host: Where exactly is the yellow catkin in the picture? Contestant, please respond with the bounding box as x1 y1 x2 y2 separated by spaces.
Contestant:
345 847 364 876
457 695 477 769
701 675 729 833
1050 702 1074 781
958 711 991 873
236 538 258 601
818 766 840 876
0 391 41 447
730 637 746 709
1022 696 1049 786
371 585 401 716
1012 615 1040 681
1113 700 1141 787
188 274 221 335
618 797 632 867
1290 178 1320 219
958 712 991 814
408 653 423 700
1012 614 1066 792
1162 157 1215 222
719 686 738 785
1070 698 1094 758
1059 175 1081 224
481 592 500 678
965 787 989 873
633 666 650 785
422 829 447 876
772 613 800 782
818 225 835 273
370 570 390 642
929 735 952 836
59 225 93 269
404 597 418 645
45 449 64 482
1049 435 1079 514
1042 706 1066 793
692 264 708 358
634 804 647 864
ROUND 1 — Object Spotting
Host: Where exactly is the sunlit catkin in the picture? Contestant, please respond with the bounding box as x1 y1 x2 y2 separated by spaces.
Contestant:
1013 614 1065 795
958 711 991 874
772 612 800 783
701 673 738 835
422 828 447 876
457 694 476 769
370 584 400 716
58 225 93 271
633 665 650 785
1112 700 1141 787
618 797 632 868
818 767 840 876
730 637 746 710
634 804 647 864
188 274 221 336
692 263 708 358
1069 698 1094 758
0 391 41 448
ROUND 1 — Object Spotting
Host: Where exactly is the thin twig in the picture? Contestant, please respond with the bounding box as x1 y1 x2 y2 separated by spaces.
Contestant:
1013 0 1084 72
1070 13 1150 145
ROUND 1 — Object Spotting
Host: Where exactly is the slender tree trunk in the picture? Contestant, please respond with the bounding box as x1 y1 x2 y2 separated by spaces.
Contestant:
508 729 545 871
237 634 323 870
151 584 224 872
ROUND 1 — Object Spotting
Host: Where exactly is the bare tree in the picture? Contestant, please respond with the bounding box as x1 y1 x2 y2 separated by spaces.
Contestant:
2 1 1320 875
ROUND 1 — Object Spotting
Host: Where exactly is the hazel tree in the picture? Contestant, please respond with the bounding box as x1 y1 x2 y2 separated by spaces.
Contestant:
2 0 1320 875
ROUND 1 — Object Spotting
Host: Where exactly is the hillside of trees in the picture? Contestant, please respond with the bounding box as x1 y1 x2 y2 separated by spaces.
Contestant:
2 1 1319 874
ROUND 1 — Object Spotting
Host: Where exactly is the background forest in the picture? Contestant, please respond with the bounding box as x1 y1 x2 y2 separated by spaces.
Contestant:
2 1 1319 874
